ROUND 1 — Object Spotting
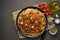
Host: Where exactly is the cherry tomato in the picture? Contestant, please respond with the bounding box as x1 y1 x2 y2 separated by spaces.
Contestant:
34 21 39 25
24 23 28 26
43 8 49 12
30 25 35 29
38 4 44 9
35 29 39 32
38 3 47 9
45 13 49 16
46 8 50 11
19 21 27 28
30 16 33 20
43 8 47 12
43 3 47 8
43 8 52 16
46 9 52 15
40 5 44 9
38 3 52 16
39 13 42 17
20 21 24 25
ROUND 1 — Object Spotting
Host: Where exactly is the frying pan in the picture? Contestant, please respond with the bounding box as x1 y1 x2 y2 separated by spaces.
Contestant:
16 6 47 38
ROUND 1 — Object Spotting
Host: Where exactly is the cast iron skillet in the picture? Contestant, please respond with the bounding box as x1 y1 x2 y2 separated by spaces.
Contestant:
16 6 47 38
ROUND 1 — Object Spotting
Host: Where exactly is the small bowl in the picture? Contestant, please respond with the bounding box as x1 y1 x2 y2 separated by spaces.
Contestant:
49 27 57 35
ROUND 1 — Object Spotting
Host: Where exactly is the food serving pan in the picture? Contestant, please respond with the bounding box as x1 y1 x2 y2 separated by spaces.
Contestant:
16 6 47 38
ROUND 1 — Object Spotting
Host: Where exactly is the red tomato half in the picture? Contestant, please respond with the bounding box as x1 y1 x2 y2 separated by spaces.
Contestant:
30 25 35 29
35 29 39 32
35 21 38 24
30 16 33 20
20 21 24 25
24 23 28 26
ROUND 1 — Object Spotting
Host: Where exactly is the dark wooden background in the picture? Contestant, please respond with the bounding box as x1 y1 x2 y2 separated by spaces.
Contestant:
0 0 60 40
